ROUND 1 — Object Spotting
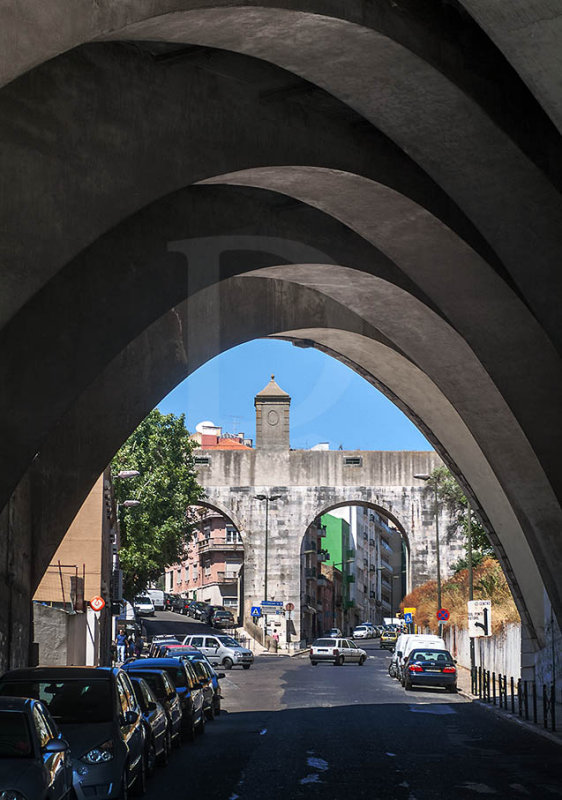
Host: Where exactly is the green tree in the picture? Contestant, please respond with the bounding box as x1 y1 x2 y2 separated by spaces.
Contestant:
422 466 495 571
112 409 203 598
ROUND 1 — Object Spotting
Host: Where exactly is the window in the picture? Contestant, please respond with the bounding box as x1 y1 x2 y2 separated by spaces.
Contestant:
204 560 211 576
205 638 219 648
190 637 204 648
226 526 242 543
194 455 210 466
0 711 32 758
344 456 362 466
176 568 181 585
32 706 51 747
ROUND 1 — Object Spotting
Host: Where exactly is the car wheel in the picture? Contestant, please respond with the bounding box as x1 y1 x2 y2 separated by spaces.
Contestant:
157 730 170 767
214 697 221 716
183 716 197 743
223 657 234 670
198 712 206 735
311 661 318 666
404 680 412 691
131 755 146 797
242 664 251 670
358 656 366 666
146 739 156 776
206 702 215 721
447 684 457 694
335 656 344 666
388 663 397 678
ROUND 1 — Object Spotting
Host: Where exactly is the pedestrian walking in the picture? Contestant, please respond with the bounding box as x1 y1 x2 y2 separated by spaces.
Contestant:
134 634 144 657
272 631 280 652
116 630 128 662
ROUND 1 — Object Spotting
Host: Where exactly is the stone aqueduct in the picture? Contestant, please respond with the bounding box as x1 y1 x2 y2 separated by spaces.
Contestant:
1 3 562 679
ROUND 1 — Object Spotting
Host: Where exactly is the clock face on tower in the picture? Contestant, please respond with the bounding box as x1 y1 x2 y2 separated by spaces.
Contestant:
267 409 280 426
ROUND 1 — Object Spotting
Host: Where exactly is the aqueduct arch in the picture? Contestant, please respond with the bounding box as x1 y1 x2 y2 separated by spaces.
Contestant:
0 3 560 683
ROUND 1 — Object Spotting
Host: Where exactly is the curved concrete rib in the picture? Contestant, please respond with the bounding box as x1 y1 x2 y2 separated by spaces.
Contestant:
106 7 562 348
25 277 546 643
461 1 562 134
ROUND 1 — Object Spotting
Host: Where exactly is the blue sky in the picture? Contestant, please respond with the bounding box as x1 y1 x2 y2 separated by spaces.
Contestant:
157 339 431 451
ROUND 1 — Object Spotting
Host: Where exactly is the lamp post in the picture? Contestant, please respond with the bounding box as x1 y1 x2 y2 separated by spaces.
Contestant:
414 473 442 611
254 494 281 636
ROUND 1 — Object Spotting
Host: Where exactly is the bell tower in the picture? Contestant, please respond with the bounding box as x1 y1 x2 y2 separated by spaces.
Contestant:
254 375 291 450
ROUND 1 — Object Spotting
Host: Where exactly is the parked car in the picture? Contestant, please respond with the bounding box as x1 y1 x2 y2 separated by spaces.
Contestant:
123 658 205 741
309 638 367 666
0 696 73 800
133 595 155 616
0 666 146 799
200 604 225 625
121 666 182 748
379 629 398 650
211 609 235 629
187 659 217 720
191 602 211 621
373 625 384 638
396 634 446 683
164 593 176 611
128 675 170 773
182 634 254 670
145 589 165 611
172 597 190 615
352 625 371 639
326 628 342 638
403 648 457 692
180 652 224 717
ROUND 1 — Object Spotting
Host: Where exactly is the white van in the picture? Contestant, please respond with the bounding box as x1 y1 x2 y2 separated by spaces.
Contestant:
145 589 165 611
395 634 445 681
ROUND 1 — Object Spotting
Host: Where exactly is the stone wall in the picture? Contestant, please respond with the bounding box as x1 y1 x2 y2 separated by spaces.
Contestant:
33 603 87 666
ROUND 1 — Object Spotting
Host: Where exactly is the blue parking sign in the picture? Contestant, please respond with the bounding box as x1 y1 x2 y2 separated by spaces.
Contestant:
251 606 262 617
404 612 413 624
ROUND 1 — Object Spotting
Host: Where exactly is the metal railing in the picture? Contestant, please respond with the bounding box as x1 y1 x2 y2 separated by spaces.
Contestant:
471 666 558 732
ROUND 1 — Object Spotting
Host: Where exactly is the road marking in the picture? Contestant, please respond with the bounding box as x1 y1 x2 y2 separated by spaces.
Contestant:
385 752 396 757
409 704 456 715
300 774 322 785
307 757 329 771
456 783 496 794
259 728 267 735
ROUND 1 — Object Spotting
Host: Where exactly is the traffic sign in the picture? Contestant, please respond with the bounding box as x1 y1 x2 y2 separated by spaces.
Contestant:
404 612 413 624
404 607 416 616
90 595 105 612
437 607 450 621
251 606 262 617
468 599 492 637
285 602 295 612
261 600 283 606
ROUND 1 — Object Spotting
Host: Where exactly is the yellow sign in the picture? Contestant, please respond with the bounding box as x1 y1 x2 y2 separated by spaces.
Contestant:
404 607 416 616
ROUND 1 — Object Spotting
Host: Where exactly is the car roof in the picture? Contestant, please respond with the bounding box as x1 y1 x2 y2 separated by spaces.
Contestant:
124 658 185 668
0 696 35 711
1 666 116 681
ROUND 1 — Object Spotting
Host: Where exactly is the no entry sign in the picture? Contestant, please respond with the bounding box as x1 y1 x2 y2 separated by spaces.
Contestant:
90 596 105 612
285 602 295 611
437 607 450 621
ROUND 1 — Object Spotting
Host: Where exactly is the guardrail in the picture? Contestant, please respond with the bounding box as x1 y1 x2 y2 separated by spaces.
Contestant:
471 666 558 732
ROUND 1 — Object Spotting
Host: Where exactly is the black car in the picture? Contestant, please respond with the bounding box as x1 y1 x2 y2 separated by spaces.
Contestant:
121 666 183 747
0 666 146 800
211 609 235 629
129 675 171 773
123 658 205 741
0 696 73 800
172 596 189 614
403 648 458 692
181 653 224 717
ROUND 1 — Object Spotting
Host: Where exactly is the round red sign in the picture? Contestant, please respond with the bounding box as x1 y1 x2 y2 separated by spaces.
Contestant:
437 607 450 621
90 596 105 612
285 602 295 611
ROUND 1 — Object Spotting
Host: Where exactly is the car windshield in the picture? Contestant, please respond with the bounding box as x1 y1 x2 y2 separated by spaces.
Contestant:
409 650 453 662
216 637 240 647
313 639 336 647
0 679 113 724
0 711 33 758
354 627 367 631
135 596 151 603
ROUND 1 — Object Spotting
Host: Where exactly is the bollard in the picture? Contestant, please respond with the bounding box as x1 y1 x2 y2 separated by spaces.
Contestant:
518 679 523 717
511 677 515 714
492 672 496 705
478 666 482 699
524 681 529 720
543 684 548 729
532 682 537 724
551 684 556 732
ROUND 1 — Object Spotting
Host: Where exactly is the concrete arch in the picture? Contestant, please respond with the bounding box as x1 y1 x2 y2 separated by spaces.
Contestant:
19 272 548 647
306 499 412 594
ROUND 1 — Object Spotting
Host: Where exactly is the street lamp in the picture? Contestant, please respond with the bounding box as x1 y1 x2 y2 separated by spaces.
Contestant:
254 494 281 608
414 473 442 611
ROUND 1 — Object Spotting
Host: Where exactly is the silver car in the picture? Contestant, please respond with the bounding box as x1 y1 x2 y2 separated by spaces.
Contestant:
310 638 367 666
0 696 73 799
0 666 146 800
182 634 254 670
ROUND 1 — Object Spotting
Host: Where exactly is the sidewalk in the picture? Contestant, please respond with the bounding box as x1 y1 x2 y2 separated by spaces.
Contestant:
456 664 562 746
234 626 308 657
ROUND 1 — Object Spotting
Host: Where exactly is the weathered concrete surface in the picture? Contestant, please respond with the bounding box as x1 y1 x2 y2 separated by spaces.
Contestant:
194 448 465 642
32 604 87 667
0 1 561 684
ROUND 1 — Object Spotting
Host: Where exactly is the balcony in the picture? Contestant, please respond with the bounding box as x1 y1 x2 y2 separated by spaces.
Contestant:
317 574 327 586
303 538 316 554
215 571 240 584
197 539 243 554
317 549 330 562
318 525 327 538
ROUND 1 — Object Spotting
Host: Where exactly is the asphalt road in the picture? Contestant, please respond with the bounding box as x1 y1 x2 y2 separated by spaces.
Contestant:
139 612 561 799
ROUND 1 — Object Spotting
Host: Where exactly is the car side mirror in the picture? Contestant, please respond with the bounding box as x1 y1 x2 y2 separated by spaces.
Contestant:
216 673 225 680
121 710 139 726
43 739 68 754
